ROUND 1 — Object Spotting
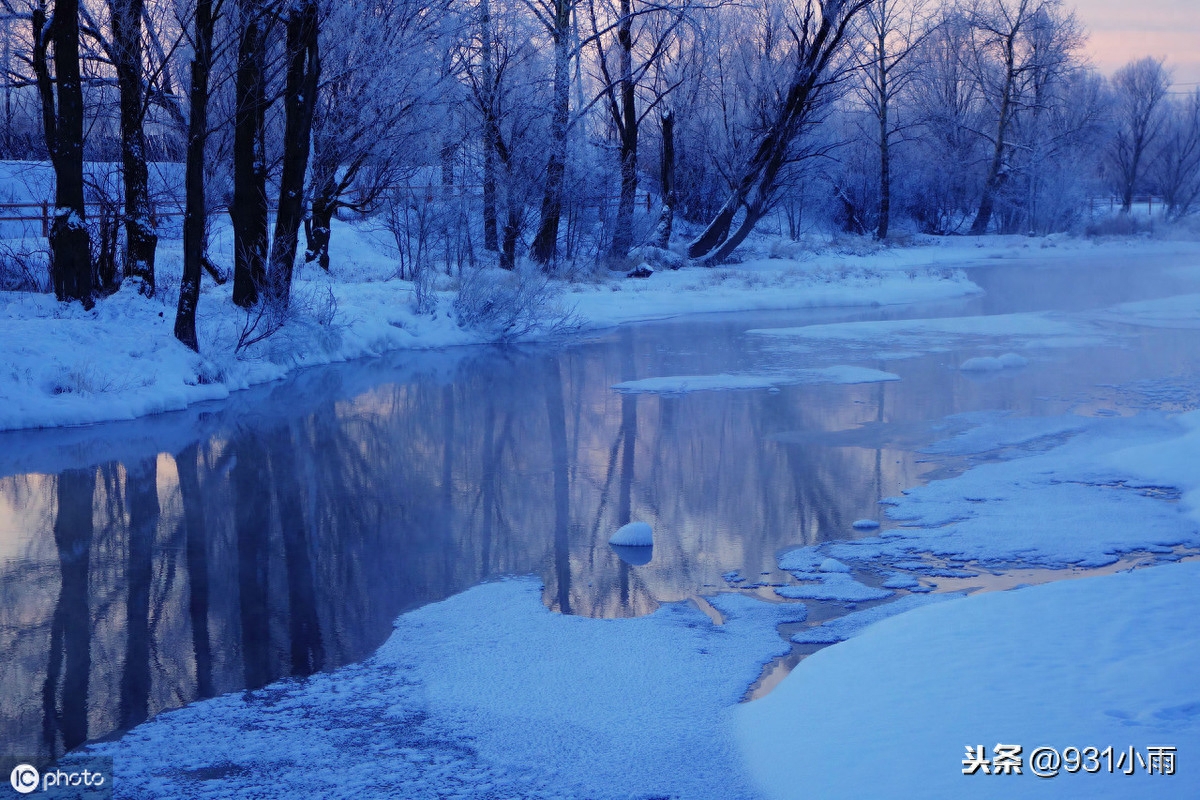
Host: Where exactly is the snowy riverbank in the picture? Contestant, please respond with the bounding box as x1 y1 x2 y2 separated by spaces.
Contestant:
5 224 1200 432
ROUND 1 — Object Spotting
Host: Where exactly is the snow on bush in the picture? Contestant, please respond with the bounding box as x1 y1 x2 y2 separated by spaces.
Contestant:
452 266 581 343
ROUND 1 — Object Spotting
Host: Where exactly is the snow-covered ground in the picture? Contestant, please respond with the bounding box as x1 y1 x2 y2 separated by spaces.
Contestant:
0 217 994 431
8 217 1199 433
739 561 1200 799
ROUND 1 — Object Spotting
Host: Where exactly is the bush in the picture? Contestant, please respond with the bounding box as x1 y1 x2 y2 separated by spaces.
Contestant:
452 266 582 343
0 241 51 293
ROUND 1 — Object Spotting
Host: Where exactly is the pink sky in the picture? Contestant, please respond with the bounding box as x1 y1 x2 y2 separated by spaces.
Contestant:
1076 0 1200 84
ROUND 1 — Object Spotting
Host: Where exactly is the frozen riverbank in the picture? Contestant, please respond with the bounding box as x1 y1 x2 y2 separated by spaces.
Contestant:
0 222 1000 431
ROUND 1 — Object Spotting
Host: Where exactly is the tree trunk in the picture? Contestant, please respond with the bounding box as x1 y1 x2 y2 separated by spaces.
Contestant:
267 0 320 308
304 182 336 270
654 109 675 249
608 0 637 261
500 202 521 270
112 0 157 293
530 3 571 267
175 0 215 351
875 27 890 241
970 32 1016 236
231 0 269 308
41 0 93 306
687 0 866 262
480 0 499 252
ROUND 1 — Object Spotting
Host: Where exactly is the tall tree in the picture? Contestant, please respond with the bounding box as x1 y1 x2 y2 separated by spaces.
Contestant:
33 0 93 305
687 0 873 263
110 0 158 292
1108 56 1171 213
265 0 320 307
174 0 222 350
1154 89 1200 219
855 0 933 240
231 0 270 307
965 0 1080 234
526 0 573 267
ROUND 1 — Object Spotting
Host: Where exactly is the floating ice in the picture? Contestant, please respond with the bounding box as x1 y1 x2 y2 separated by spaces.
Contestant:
851 519 880 530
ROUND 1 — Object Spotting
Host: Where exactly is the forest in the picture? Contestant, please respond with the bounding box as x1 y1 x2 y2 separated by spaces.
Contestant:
0 0 1196 348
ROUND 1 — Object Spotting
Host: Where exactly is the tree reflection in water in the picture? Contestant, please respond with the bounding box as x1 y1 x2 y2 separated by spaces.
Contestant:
0 316 1006 760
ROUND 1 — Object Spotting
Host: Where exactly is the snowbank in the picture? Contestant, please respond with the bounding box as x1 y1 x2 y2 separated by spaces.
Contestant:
0 219 984 431
84 579 807 800
738 562 1200 799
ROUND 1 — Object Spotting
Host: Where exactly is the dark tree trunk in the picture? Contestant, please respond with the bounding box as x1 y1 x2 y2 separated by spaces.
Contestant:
267 0 320 308
231 0 269 308
688 0 869 263
970 31 1016 236
654 109 675 248
175 0 215 351
39 0 93 306
500 202 521 271
482 133 499 251
530 3 571 268
479 0 499 252
305 181 336 270
875 28 891 241
609 0 637 261
112 0 157 292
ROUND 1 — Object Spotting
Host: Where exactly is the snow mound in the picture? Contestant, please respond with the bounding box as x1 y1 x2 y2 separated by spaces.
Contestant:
609 521 653 547
739 562 1200 799
817 558 851 573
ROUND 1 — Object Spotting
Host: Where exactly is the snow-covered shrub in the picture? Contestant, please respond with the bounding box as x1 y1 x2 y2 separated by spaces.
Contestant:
629 245 687 270
452 266 581 343
0 240 50 293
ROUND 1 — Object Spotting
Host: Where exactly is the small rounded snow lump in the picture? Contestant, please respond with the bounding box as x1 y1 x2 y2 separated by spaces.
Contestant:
997 352 1029 368
852 519 881 530
959 356 1004 371
609 521 653 547
818 558 851 573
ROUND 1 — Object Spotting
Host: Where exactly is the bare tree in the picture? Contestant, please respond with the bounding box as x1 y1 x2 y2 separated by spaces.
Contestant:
264 0 319 307
687 0 872 263
854 0 934 240
304 0 445 271
525 0 572 266
30 0 93 305
230 0 270 307
1107 56 1171 213
964 0 1082 235
1153 88 1200 219
586 0 687 262
174 0 224 351
109 0 157 292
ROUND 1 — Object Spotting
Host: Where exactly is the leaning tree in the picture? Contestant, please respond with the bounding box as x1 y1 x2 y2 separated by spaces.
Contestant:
687 0 873 263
